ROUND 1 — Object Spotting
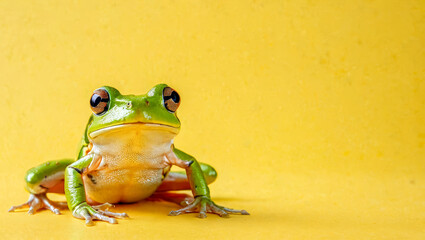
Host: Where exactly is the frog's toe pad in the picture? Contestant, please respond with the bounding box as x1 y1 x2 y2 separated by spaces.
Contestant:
9 193 64 215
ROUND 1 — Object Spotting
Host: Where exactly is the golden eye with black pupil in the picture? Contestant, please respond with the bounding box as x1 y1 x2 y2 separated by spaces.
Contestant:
90 89 109 115
163 87 180 112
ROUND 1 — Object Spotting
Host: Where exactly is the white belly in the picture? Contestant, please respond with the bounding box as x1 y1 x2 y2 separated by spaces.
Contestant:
84 123 177 203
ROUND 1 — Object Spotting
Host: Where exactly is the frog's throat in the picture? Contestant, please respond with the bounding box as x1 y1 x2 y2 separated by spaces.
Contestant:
88 122 179 139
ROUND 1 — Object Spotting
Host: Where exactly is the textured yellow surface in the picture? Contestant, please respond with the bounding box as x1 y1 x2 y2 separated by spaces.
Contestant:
0 0 424 239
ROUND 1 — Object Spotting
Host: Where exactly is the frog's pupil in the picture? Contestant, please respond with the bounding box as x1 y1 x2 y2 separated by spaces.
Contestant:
171 91 180 103
90 94 101 107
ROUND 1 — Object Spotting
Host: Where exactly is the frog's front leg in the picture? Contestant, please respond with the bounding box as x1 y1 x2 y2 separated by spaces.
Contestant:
165 148 249 218
65 154 128 226
9 159 74 214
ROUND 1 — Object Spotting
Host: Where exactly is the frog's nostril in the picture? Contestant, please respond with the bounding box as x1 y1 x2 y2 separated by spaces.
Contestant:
145 100 150 106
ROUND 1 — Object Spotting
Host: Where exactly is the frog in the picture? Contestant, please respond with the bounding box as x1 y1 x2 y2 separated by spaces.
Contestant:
9 84 249 225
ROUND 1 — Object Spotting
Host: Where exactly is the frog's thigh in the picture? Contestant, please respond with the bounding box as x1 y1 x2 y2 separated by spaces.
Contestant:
156 162 217 192
25 159 74 194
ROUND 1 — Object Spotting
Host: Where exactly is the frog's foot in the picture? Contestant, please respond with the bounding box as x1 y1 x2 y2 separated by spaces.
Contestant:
168 196 250 218
8 193 67 215
73 202 128 226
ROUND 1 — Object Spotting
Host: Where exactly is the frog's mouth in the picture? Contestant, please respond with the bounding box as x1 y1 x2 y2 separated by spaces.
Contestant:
89 122 179 139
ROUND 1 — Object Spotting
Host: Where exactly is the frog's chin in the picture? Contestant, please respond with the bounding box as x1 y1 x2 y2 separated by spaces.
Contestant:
88 122 179 140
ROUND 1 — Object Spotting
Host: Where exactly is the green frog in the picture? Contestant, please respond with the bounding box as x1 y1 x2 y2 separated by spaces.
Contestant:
9 84 249 225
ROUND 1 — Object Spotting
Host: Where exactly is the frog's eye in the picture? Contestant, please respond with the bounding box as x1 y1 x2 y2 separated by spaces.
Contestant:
90 89 110 115
163 87 180 112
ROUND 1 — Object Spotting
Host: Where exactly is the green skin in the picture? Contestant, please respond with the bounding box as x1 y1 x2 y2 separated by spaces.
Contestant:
9 84 248 225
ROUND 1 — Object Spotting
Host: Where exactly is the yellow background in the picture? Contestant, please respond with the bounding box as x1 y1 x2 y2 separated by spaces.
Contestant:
0 0 424 239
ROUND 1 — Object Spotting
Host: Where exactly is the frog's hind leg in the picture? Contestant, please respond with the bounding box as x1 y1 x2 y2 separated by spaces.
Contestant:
9 159 74 215
150 163 217 206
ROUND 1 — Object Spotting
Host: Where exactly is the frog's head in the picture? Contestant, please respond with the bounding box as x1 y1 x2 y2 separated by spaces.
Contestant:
87 84 181 139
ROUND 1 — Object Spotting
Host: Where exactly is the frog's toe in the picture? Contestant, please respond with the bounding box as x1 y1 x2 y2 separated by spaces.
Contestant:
97 209 129 218
214 204 250 216
39 195 62 214
79 208 95 226
27 196 43 215
92 202 129 218
92 212 117 224
209 204 229 218
168 206 191 216
9 194 37 212
198 200 207 218
9 200 32 212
